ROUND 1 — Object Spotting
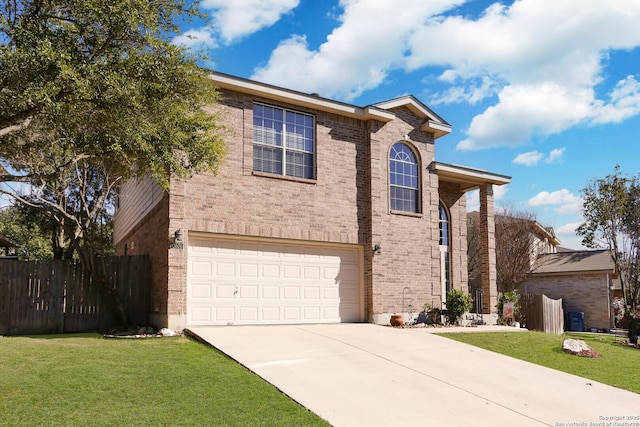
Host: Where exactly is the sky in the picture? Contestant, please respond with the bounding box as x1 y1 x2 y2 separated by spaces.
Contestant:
175 0 640 250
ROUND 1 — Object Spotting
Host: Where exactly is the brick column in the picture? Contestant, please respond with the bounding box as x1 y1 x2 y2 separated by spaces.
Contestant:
479 184 497 315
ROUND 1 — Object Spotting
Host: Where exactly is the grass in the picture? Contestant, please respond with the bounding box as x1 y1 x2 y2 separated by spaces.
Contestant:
0 334 329 427
437 331 640 394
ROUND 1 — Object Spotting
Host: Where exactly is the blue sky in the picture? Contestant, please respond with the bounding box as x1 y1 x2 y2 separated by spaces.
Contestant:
175 0 640 250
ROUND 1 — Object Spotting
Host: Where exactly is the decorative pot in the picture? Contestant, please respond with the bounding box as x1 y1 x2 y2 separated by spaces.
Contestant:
390 314 404 327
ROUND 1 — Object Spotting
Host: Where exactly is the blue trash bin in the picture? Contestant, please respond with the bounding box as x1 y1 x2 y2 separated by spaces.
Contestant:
567 312 584 332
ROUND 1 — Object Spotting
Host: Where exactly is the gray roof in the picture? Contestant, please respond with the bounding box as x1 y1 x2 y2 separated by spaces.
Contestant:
529 250 615 275
0 234 18 248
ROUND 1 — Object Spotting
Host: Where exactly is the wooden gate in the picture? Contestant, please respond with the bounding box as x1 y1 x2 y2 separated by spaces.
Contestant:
520 294 564 335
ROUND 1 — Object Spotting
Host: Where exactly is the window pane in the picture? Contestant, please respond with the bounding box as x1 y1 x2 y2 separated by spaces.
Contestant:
390 187 417 212
286 151 314 179
253 145 282 174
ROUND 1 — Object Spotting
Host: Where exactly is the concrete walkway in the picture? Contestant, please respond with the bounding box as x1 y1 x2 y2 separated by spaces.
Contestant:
187 324 640 427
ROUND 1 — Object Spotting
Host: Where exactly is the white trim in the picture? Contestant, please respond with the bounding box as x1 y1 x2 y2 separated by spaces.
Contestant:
210 73 395 122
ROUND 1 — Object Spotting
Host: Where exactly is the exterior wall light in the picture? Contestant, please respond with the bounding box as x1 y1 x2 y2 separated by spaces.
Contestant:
373 244 382 254
170 229 184 250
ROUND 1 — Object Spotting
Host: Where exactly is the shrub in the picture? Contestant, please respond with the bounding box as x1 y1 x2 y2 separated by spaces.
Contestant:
445 290 473 325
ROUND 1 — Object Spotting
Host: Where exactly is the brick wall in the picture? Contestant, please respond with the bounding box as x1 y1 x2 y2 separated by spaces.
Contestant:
368 106 439 317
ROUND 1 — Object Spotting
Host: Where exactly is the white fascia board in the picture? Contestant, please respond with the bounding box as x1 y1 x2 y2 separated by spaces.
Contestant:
210 73 393 122
434 162 511 191
422 120 452 139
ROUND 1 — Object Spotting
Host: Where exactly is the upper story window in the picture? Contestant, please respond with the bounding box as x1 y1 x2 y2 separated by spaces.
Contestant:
253 103 315 180
389 142 419 213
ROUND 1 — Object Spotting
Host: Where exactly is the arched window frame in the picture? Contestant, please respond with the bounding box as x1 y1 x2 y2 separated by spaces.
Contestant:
389 142 420 213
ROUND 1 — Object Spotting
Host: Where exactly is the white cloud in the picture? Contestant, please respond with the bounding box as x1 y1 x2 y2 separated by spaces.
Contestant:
172 28 218 49
200 0 299 44
545 148 565 164
242 0 640 149
513 148 565 166
252 0 466 99
527 189 583 214
513 151 544 166
556 222 582 235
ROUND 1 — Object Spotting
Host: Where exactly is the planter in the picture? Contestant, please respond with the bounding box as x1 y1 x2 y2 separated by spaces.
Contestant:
390 314 404 327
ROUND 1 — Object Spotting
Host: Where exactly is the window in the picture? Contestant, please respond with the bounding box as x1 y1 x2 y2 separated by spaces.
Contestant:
439 204 449 246
389 143 419 212
253 103 315 179
439 203 452 302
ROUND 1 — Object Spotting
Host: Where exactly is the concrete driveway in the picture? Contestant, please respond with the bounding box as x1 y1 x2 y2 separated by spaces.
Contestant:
186 324 640 427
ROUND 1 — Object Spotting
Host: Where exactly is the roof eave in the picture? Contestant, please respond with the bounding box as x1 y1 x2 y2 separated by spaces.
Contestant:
432 162 511 192
209 72 395 122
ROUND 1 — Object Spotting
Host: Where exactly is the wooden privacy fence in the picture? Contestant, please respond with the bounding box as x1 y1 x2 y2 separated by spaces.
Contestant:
520 294 564 335
0 256 150 336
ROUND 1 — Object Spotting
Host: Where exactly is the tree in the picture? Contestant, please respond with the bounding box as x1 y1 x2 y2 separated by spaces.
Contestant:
468 206 540 294
577 166 640 312
1 0 226 324
0 204 54 260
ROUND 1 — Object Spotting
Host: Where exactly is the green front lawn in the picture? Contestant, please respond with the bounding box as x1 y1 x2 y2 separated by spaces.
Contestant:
437 331 640 394
0 334 329 426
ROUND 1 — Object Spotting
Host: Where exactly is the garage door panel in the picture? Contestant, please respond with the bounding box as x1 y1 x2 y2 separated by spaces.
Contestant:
262 264 280 277
304 286 321 299
283 307 301 321
304 266 321 279
191 260 213 277
190 283 212 299
215 284 236 299
214 307 234 323
261 285 280 299
283 265 301 278
283 286 301 299
261 307 280 321
216 262 235 276
239 285 258 299
187 237 362 325
190 307 213 323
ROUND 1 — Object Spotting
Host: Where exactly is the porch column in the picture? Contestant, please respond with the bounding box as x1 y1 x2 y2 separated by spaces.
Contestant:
479 184 498 315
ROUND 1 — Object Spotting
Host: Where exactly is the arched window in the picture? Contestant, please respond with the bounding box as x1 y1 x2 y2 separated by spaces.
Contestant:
389 143 419 213
439 203 452 302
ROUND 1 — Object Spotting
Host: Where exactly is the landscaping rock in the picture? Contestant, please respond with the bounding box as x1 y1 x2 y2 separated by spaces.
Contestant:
562 338 601 358
160 328 176 337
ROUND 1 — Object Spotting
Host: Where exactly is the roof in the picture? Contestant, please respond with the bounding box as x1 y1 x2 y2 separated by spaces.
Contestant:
0 234 19 247
432 162 511 191
208 71 451 139
529 250 616 276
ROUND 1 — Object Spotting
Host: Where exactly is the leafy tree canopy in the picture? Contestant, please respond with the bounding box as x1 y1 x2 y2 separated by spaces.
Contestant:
577 166 640 311
0 0 226 189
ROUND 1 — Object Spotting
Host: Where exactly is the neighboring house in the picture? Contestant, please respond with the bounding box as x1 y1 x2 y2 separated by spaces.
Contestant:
521 249 619 331
113 72 510 330
467 212 561 295
0 234 18 258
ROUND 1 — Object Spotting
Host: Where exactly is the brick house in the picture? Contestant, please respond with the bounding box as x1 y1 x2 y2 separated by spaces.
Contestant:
113 72 510 330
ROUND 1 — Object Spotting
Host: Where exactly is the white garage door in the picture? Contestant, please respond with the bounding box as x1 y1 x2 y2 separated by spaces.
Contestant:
187 236 362 325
